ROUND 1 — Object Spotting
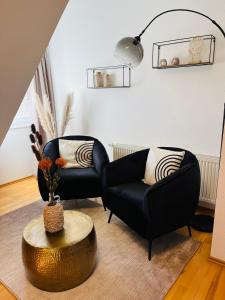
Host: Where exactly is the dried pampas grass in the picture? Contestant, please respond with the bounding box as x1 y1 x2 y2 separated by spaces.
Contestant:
61 94 74 136
35 93 56 141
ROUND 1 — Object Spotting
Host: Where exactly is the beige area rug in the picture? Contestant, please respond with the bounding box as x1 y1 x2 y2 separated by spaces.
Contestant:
0 199 200 300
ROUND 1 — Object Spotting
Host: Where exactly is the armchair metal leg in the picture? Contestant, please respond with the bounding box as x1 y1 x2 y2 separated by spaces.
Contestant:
101 198 107 210
187 224 192 237
148 239 152 261
108 211 113 223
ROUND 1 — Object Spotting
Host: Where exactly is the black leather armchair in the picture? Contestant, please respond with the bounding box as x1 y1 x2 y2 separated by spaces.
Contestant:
102 147 201 260
38 136 109 201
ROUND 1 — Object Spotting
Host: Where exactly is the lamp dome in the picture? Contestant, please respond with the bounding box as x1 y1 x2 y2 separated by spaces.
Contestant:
114 37 144 68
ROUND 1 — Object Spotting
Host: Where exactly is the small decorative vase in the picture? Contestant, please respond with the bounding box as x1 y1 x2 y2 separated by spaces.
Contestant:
43 194 64 233
171 57 180 65
103 73 112 87
94 71 104 88
160 58 167 67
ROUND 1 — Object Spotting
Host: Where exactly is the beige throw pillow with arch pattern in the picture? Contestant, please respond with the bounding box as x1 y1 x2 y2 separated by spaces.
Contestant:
59 139 94 168
144 147 185 185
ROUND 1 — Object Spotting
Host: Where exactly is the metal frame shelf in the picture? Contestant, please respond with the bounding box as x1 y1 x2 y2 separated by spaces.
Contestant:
86 65 131 89
152 34 216 69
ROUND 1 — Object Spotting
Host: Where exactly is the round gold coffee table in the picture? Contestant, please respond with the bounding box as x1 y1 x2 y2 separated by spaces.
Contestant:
22 210 97 292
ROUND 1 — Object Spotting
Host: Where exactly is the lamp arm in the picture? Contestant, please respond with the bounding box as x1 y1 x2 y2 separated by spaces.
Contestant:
137 9 225 39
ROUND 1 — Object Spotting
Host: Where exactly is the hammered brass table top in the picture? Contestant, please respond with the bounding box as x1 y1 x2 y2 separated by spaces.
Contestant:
23 210 93 248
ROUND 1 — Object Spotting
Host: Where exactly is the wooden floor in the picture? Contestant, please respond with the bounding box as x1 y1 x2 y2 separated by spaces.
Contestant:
0 176 40 299
0 176 40 216
0 177 224 299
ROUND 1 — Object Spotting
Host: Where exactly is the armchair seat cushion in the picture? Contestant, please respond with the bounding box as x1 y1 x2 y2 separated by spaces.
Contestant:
60 167 99 182
108 181 150 211
56 167 101 199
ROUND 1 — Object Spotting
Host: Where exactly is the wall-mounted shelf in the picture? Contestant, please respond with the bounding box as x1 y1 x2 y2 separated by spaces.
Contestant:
152 34 215 69
86 65 131 89
154 61 213 69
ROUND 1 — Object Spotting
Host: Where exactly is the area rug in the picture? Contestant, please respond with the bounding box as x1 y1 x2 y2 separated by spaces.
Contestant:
0 199 200 300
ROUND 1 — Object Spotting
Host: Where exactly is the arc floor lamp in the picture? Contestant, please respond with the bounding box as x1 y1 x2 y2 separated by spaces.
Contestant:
114 9 225 232
114 9 225 68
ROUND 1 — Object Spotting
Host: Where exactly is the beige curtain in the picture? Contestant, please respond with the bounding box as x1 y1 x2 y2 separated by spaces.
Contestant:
34 52 57 144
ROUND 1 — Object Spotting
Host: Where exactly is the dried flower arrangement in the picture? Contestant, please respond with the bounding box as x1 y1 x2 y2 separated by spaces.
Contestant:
61 93 74 136
35 94 57 141
35 93 74 141
29 123 66 205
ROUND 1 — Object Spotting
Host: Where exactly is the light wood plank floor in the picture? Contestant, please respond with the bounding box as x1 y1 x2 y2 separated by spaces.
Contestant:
0 176 40 216
0 177 224 299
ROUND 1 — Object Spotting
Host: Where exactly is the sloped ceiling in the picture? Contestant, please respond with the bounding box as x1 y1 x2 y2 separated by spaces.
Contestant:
0 0 69 145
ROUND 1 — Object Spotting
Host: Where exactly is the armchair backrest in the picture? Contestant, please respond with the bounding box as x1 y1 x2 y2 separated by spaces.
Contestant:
46 135 96 156
158 147 198 167
122 146 197 180
43 135 109 174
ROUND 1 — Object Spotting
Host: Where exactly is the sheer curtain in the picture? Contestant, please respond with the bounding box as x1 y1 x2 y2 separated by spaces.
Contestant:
34 51 57 144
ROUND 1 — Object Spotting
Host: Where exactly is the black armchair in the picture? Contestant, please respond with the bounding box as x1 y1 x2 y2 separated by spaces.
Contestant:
38 135 109 201
102 147 201 260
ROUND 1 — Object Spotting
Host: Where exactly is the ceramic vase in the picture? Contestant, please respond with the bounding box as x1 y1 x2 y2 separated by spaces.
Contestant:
160 59 167 67
171 57 180 65
103 73 112 87
94 71 104 88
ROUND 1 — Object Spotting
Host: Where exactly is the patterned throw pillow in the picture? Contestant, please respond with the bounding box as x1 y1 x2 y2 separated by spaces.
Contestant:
59 139 94 168
144 147 185 185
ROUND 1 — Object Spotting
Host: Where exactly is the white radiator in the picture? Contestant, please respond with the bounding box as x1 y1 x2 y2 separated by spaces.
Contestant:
110 143 219 209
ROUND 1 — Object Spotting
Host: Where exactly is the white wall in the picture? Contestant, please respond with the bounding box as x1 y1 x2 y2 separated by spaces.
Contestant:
0 82 36 185
48 0 225 159
0 128 35 185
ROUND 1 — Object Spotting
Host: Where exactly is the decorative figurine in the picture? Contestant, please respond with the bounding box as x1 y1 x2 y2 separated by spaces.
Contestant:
189 37 204 64
160 59 167 67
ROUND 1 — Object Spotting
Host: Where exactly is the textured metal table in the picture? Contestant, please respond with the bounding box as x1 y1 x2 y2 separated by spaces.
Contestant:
22 210 97 292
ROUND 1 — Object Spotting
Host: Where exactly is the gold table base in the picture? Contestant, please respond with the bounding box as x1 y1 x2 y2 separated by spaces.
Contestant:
22 211 97 292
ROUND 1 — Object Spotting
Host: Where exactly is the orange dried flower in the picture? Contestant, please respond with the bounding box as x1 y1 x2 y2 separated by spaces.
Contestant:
38 157 52 171
55 157 66 168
